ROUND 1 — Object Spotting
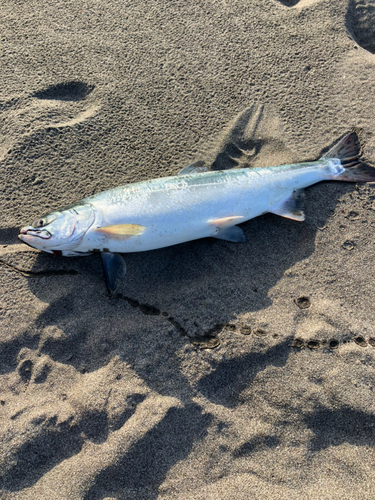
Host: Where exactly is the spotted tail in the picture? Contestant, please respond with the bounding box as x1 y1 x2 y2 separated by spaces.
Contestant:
323 131 375 182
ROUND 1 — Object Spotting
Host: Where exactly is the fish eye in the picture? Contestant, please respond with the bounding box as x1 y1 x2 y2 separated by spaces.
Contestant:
32 214 57 228
32 219 45 228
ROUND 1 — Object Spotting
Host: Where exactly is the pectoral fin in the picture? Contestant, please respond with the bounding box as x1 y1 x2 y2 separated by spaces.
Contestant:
269 190 305 221
101 252 127 293
94 224 146 240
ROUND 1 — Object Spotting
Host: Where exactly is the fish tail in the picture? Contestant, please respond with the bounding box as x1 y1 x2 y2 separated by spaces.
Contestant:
322 131 375 182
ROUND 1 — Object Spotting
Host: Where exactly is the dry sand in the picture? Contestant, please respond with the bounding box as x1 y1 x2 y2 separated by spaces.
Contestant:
1 0 375 498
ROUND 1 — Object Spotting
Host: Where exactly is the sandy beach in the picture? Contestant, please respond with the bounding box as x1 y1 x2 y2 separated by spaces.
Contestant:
1 0 375 498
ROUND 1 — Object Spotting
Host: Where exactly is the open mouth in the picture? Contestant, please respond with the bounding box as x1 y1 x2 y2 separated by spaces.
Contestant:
19 228 51 240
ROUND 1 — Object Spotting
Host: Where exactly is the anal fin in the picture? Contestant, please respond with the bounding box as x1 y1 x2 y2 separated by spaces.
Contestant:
101 252 127 293
269 190 305 221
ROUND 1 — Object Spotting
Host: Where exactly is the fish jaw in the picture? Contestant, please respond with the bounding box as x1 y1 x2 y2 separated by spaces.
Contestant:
18 203 97 255
18 227 54 252
19 226 51 239
18 230 91 256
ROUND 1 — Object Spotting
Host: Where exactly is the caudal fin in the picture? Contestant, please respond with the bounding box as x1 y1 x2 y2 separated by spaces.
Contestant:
323 132 375 182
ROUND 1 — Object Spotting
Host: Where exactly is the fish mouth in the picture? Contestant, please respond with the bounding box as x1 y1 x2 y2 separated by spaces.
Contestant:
18 228 52 240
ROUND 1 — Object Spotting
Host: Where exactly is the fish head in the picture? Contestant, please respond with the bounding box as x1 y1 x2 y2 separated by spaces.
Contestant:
18 203 95 256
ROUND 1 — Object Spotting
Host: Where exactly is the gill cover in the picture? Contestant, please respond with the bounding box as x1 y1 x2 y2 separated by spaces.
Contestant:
55 204 96 251
19 203 95 255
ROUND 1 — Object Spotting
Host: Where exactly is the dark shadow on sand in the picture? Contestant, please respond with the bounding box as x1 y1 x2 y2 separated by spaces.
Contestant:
197 338 293 408
346 0 375 55
0 227 21 245
83 402 212 500
306 406 375 452
0 392 148 492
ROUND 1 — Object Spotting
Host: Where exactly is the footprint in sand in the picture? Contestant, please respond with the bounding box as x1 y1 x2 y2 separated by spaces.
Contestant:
292 333 375 351
33 81 94 101
346 0 375 54
292 298 375 351
294 296 311 309
274 0 322 8
276 0 300 6
0 80 99 162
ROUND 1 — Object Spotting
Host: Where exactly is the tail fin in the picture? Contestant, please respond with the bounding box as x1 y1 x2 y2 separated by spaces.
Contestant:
323 132 375 182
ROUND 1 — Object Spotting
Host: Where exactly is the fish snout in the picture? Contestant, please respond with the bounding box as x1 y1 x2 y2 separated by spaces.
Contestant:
18 227 51 241
18 226 31 243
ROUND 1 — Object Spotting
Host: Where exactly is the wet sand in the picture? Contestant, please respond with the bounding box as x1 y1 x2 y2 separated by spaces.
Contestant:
1 0 375 498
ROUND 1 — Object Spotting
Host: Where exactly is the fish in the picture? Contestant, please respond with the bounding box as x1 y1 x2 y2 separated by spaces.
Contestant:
18 131 375 293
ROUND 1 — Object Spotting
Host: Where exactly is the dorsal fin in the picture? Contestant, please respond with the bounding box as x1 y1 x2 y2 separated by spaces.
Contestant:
178 161 207 175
